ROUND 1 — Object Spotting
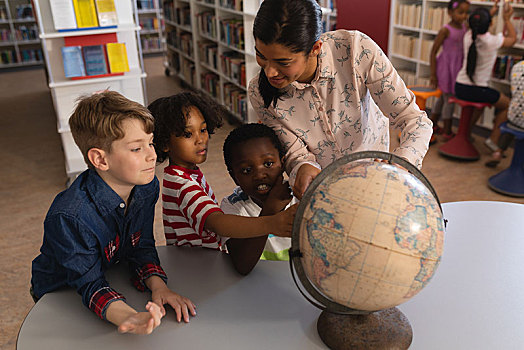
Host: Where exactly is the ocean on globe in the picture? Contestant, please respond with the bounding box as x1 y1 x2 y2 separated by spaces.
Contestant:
291 152 445 313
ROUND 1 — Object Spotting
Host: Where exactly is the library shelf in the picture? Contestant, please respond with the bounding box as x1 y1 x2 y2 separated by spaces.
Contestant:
136 0 164 56
388 0 524 130
0 0 42 68
33 0 147 181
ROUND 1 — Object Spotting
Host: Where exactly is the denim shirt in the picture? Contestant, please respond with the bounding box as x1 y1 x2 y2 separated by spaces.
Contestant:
31 169 167 320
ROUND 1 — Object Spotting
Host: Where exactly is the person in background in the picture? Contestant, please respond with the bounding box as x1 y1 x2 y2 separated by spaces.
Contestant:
148 92 296 250
485 59 524 167
31 91 196 335
429 0 470 143
454 2 516 164
248 0 433 199
221 123 297 275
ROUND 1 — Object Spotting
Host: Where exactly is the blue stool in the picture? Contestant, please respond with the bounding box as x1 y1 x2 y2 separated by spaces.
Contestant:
488 122 524 197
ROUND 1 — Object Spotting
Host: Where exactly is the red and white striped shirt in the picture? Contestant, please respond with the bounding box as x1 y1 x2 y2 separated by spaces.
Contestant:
162 165 224 249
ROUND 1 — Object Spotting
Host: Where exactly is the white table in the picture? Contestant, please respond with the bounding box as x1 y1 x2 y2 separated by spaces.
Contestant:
17 201 524 349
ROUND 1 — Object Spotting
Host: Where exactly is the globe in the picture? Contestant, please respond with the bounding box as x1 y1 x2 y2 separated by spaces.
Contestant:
290 151 445 349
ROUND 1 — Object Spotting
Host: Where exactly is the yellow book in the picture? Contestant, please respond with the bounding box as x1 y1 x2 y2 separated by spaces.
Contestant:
72 0 99 28
106 43 129 73
95 0 118 27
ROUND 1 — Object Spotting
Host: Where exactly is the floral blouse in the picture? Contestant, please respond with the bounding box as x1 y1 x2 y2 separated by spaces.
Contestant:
248 30 432 175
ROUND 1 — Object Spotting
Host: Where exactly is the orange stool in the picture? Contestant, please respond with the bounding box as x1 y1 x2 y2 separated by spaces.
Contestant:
439 97 492 160
407 86 442 111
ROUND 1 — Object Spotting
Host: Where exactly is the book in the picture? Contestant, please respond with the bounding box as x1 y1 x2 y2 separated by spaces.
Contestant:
49 0 77 31
106 42 129 73
82 45 108 76
61 46 85 77
95 0 118 27
72 0 99 28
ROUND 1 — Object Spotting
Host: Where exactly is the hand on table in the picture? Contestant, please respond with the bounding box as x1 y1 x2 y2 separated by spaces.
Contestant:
152 285 196 323
118 301 163 335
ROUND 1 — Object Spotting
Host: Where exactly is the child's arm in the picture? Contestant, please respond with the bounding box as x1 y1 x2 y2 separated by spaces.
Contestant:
429 26 449 89
146 275 196 323
226 175 293 275
106 300 163 334
502 4 517 47
205 202 297 239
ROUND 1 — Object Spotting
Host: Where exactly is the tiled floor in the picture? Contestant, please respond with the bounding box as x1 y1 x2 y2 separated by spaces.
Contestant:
1 56 522 350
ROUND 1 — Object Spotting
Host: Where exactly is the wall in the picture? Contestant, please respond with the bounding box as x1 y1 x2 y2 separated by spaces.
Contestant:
335 0 391 53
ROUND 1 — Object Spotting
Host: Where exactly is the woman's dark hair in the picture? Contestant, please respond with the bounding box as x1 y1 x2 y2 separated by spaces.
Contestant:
223 123 285 178
448 0 469 11
466 8 491 84
253 0 322 108
148 91 224 163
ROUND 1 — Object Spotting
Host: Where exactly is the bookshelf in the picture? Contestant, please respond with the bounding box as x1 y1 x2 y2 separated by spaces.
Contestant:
137 0 164 54
0 0 43 68
33 0 147 182
388 0 524 129
162 0 260 123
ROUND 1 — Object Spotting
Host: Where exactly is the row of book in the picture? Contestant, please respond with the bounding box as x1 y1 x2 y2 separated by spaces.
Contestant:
139 17 159 31
167 30 194 58
197 11 217 39
137 0 156 10
141 35 161 51
219 0 243 11
224 83 247 121
424 6 449 32
395 3 421 29
61 42 129 78
198 41 218 70
0 6 7 20
164 3 191 27
392 33 418 59
201 72 219 98
49 0 118 31
0 4 34 20
493 55 524 81
0 48 42 65
220 51 246 87
0 25 39 42
219 18 244 50
511 17 524 45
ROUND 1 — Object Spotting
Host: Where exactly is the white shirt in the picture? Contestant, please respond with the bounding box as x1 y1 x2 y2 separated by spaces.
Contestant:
456 31 504 87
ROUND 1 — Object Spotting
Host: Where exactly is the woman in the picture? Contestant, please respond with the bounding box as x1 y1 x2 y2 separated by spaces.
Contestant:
248 0 433 198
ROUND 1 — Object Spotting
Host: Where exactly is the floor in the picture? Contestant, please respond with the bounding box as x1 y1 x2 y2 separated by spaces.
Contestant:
0 56 522 350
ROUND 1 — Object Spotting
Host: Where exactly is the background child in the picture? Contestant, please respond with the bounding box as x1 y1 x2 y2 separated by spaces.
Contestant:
31 91 196 335
429 0 470 142
486 59 524 167
221 123 297 275
148 92 296 250
454 3 516 163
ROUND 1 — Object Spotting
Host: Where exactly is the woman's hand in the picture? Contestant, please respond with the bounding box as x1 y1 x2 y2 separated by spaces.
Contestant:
293 164 321 199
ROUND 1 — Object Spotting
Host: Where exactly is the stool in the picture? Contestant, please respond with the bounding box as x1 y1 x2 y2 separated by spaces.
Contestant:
438 97 492 160
488 122 524 197
407 86 442 110
407 86 442 144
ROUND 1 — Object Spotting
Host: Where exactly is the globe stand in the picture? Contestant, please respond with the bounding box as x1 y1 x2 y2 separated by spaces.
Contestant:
317 308 412 350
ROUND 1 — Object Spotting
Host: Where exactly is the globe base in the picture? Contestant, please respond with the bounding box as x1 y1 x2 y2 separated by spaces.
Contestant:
317 307 412 350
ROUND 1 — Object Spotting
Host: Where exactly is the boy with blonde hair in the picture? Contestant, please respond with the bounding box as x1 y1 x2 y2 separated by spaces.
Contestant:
31 91 195 335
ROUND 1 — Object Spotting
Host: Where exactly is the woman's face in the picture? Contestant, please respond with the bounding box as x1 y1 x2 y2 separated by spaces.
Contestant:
255 39 321 89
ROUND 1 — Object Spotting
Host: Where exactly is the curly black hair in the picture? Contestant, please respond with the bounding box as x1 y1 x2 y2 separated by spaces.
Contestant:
148 92 225 163
223 123 285 177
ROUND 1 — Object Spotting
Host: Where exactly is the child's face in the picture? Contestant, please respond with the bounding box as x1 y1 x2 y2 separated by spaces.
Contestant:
103 118 157 193
230 137 283 205
165 106 209 169
450 2 469 25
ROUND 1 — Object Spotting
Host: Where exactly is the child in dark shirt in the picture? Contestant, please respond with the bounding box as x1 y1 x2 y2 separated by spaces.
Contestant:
31 91 195 335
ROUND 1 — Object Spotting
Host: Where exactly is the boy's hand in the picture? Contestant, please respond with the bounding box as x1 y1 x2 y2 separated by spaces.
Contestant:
118 301 163 335
261 174 292 215
269 203 298 237
151 284 196 323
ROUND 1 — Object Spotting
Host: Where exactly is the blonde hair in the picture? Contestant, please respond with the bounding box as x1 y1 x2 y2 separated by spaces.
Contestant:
69 91 154 169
